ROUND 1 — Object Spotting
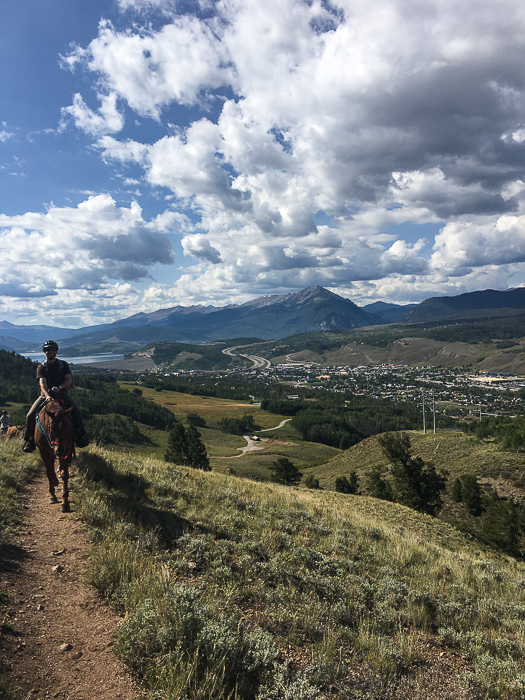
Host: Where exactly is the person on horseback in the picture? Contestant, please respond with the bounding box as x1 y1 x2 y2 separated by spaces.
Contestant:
22 340 89 453
0 410 10 434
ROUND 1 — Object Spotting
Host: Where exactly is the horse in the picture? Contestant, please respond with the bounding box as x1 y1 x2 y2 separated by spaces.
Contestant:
6 425 23 439
35 399 74 513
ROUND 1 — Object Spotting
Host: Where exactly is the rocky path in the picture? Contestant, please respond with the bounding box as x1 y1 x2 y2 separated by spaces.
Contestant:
0 468 140 700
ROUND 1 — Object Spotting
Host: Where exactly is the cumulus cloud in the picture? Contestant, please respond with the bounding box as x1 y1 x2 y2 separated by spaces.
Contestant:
60 92 124 136
36 0 525 315
182 234 222 263
0 195 175 300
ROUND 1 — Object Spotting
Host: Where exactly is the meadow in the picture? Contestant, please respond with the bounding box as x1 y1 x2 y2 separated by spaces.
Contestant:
117 383 340 478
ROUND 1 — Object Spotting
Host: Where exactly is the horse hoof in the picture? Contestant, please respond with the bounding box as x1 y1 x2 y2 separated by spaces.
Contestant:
61 503 71 513
49 497 59 504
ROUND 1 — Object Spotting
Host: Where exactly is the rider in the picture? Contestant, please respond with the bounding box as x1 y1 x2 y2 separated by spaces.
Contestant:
0 410 10 434
22 340 89 453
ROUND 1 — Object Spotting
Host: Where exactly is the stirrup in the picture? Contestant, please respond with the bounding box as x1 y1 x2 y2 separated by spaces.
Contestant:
23 441 36 453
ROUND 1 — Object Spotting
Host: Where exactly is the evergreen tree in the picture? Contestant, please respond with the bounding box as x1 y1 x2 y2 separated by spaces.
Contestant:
165 422 190 465
460 474 483 516
366 466 393 502
335 472 359 494
451 477 463 502
378 432 447 516
270 458 301 485
303 474 321 489
186 424 211 471
482 499 520 551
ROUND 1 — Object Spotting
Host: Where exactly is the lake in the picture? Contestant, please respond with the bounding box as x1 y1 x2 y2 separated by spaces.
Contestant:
23 353 125 365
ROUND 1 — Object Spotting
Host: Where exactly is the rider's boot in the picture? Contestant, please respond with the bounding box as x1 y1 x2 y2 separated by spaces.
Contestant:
23 439 36 453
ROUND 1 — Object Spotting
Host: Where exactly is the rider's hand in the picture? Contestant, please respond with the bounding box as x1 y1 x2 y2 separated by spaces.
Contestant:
51 386 60 394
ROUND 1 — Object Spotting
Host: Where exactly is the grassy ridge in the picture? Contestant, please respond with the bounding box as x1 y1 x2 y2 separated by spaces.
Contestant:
307 430 525 493
66 445 525 699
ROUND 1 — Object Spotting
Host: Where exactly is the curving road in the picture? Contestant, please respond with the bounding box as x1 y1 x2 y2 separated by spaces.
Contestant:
223 344 271 369
260 419 292 432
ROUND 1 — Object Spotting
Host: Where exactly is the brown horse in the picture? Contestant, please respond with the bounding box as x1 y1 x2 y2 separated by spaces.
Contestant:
6 425 23 439
35 399 74 513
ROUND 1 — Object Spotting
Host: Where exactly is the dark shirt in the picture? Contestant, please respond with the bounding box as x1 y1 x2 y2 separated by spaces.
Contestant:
36 359 71 390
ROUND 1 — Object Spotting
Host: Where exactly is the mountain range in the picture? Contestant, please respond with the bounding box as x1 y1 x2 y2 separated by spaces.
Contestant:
1 285 525 354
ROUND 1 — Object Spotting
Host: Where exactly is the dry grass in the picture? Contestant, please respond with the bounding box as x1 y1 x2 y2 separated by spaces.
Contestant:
120 383 287 428
65 444 525 699
306 429 525 493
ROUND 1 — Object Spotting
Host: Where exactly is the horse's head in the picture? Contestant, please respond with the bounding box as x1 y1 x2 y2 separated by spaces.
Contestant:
43 400 73 458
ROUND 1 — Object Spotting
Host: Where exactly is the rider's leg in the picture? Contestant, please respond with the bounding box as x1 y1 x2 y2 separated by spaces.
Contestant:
23 396 45 452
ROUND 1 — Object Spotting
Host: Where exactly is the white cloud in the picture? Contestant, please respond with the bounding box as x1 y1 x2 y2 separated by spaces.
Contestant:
182 234 222 263
431 214 525 271
0 195 175 300
45 0 525 314
60 92 124 136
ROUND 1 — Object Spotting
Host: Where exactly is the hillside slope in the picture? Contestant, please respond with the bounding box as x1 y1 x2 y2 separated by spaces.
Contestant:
309 429 525 493
27 443 524 700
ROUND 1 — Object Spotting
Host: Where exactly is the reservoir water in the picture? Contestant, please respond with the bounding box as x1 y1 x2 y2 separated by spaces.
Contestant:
23 352 125 365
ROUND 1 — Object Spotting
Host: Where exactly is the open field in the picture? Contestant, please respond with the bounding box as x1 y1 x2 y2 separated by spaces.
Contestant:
120 382 287 428
118 383 340 478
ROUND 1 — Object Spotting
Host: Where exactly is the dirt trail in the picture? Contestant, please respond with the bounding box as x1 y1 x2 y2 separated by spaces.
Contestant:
0 467 140 700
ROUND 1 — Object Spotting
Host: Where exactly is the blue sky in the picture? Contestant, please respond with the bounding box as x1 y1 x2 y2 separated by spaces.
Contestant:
2 0 525 328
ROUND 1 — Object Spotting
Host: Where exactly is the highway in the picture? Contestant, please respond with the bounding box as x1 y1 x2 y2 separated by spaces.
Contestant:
222 344 271 369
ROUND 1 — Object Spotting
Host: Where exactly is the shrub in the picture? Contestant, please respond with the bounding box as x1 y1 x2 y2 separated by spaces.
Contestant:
270 458 302 485
335 473 359 494
303 474 321 490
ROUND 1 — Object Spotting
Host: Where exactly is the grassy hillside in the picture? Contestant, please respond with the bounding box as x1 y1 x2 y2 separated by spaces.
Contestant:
307 430 525 492
68 447 525 697
4 439 525 697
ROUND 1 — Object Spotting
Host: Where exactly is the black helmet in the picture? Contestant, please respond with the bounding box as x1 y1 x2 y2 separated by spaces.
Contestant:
43 340 59 351
1 410 6 415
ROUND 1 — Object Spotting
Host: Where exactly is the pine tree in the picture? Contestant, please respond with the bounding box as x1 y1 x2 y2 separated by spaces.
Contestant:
366 466 393 502
451 477 463 502
165 422 189 465
270 457 301 485
460 474 483 516
186 424 211 471
378 432 446 516
335 472 359 494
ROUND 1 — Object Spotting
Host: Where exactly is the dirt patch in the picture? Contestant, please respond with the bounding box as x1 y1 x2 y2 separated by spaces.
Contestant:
0 468 140 700
264 439 300 447
478 476 525 504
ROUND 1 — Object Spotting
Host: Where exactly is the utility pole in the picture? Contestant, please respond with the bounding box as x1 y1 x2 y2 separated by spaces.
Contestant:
422 394 426 434
433 390 436 434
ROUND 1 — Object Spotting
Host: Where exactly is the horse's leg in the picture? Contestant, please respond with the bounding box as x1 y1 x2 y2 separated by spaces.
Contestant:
39 445 59 504
59 458 70 513
45 455 59 504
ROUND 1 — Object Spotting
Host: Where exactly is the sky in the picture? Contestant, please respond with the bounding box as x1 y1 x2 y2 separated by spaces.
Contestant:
2 0 525 328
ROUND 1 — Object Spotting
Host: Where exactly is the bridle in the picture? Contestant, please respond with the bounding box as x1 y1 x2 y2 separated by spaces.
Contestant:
37 399 74 460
